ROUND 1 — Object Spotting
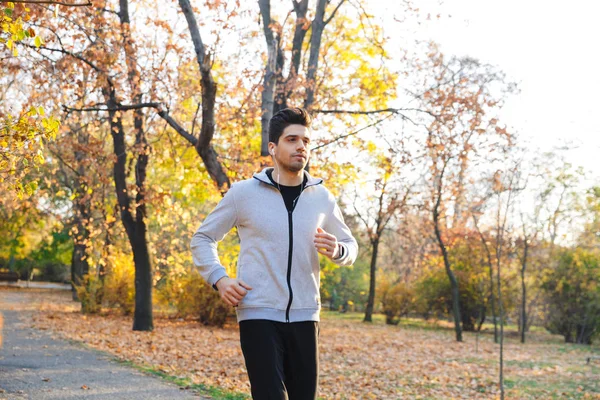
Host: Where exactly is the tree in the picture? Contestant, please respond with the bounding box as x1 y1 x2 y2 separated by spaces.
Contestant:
542 248 600 344
257 0 346 156
416 47 515 342
351 144 413 322
1 2 60 197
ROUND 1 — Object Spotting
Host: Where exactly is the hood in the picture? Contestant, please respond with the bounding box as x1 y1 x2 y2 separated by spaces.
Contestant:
253 167 323 187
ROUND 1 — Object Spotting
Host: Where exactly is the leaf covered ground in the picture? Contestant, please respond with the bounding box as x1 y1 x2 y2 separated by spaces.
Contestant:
2 288 599 399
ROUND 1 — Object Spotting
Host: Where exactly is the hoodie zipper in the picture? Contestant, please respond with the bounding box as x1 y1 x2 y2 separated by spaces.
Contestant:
285 209 294 322
253 173 322 323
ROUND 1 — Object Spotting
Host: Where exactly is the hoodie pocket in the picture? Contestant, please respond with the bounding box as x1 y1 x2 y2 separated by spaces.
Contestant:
238 264 275 307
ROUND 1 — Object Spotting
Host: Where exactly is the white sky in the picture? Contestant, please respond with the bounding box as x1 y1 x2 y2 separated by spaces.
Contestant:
374 0 600 186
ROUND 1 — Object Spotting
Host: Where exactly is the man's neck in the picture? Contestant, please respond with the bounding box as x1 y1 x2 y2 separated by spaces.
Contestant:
272 166 304 186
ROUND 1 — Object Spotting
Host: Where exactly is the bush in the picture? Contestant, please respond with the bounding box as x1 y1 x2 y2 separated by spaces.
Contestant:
413 262 490 331
74 274 102 314
158 268 233 327
102 255 135 315
73 253 136 315
36 261 69 282
380 281 414 325
542 248 600 345
13 258 35 280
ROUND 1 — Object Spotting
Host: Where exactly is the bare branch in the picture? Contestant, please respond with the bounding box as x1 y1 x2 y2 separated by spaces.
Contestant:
324 0 346 26
62 102 200 147
310 112 396 151
0 0 91 5
314 107 436 117
191 102 201 138
63 103 161 112
20 43 104 74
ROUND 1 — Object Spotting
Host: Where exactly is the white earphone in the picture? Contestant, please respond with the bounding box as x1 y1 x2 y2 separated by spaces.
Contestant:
269 146 304 205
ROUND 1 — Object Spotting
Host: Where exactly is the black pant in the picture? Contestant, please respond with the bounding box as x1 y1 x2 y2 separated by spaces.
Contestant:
239 319 319 400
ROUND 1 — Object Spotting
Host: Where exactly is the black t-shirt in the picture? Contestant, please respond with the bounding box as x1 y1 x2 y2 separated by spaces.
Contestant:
266 169 308 212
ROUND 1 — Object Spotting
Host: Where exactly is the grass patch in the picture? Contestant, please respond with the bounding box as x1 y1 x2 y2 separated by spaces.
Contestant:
504 360 556 369
116 359 250 400
505 375 600 399
320 311 453 332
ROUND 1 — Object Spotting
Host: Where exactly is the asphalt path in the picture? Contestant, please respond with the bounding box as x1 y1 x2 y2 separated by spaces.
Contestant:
0 290 206 399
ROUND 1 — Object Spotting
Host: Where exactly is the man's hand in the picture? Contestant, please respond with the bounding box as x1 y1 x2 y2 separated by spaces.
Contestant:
314 227 340 260
215 277 252 307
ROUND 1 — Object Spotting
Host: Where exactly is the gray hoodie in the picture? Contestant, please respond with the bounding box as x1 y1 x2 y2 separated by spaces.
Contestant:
190 167 358 323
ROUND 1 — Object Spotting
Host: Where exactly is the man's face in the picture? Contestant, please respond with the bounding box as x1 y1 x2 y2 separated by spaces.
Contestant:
270 124 311 173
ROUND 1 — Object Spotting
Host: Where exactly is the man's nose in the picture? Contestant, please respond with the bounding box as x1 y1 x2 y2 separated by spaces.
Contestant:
297 140 306 151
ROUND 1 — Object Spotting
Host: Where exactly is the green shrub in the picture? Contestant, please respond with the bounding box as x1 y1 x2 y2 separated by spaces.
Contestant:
380 281 414 325
158 268 233 327
102 254 135 315
36 260 69 282
542 248 600 345
74 274 102 314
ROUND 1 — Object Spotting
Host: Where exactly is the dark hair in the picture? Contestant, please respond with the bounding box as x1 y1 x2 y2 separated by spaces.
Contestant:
268 107 312 144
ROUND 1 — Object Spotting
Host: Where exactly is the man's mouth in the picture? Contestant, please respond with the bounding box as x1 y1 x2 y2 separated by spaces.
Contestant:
293 154 306 160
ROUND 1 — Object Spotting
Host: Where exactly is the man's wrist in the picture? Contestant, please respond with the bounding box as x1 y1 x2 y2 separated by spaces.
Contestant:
213 276 227 291
333 243 344 260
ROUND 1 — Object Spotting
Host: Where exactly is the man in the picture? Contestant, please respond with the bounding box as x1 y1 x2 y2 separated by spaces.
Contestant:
190 107 358 400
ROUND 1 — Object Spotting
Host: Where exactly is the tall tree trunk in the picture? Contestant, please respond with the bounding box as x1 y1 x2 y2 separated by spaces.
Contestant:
71 124 91 301
495 180 516 400
303 0 327 110
178 0 230 192
258 0 279 156
433 164 463 342
488 264 498 343
520 239 528 344
104 82 153 331
71 233 89 300
364 236 380 322
274 0 309 113
118 0 153 331
497 250 505 399
473 214 498 343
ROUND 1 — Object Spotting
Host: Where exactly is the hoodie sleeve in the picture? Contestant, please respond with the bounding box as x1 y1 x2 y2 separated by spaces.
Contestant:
190 184 239 287
324 197 358 267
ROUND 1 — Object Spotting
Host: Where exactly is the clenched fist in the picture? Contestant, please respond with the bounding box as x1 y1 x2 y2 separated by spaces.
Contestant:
215 277 253 307
314 227 341 260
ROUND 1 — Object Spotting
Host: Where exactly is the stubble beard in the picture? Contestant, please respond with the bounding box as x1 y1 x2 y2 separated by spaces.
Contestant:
283 157 308 173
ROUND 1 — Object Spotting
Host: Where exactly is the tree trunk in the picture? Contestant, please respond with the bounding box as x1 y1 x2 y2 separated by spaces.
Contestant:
363 236 379 322
131 230 153 330
303 0 327 110
497 260 505 399
104 83 153 331
274 0 309 113
473 214 498 343
258 0 278 156
433 168 462 342
477 305 486 332
71 237 89 301
489 262 498 343
117 0 154 331
178 0 230 192
70 124 91 301
520 241 528 344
